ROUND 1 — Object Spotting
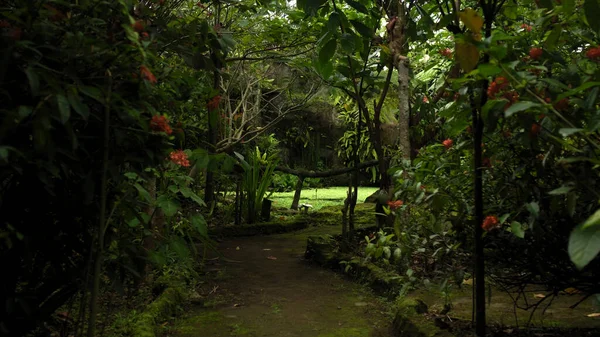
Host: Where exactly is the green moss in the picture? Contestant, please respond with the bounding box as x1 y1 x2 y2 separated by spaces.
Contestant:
111 285 187 337
209 218 309 237
173 311 224 334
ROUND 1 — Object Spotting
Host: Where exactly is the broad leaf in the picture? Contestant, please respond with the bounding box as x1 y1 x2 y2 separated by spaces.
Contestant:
504 101 541 117
559 128 583 137
511 221 525 239
569 223 600 269
67 91 90 119
585 0 600 35
25 67 40 96
157 195 180 217
456 41 479 72
583 208 600 229
459 8 483 34
340 33 356 53
191 214 208 237
350 19 372 38
318 38 337 65
56 94 71 124
134 183 152 203
344 0 368 14
549 185 574 195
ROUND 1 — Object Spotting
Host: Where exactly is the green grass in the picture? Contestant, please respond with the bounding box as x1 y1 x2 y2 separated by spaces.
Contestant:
269 186 379 211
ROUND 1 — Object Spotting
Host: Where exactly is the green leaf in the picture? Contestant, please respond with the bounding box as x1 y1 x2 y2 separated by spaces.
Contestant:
511 221 525 239
584 0 600 35
562 0 575 15
191 214 208 237
499 213 510 224
544 25 561 50
18 106 33 121
344 0 369 14
549 185 574 195
582 208 600 229
180 187 206 207
25 67 40 96
79 86 104 103
303 0 327 14
67 91 90 119
318 38 337 65
56 94 71 124
569 223 600 269
134 183 152 203
557 82 600 101
478 64 501 77
504 101 541 117
526 201 539 218
350 19 372 38
340 33 356 53
558 128 583 137
157 195 180 217
327 12 341 32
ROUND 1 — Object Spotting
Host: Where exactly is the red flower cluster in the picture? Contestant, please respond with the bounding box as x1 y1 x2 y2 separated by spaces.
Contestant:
387 200 404 210
520 23 532 32
140 65 157 84
207 95 221 111
150 115 173 135
529 47 543 60
502 90 519 110
132 20 145 33
169 150 191 167
487 76 509 98
440 48 452 59
482 215 500 231
586 46 600 60
442 139 453 149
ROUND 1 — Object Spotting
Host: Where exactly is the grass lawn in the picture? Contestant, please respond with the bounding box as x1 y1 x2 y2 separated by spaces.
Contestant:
268 186 379 210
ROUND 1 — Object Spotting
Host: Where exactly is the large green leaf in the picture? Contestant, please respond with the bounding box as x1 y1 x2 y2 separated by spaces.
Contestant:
328 11 341 32
56 94 71 124
340 33 356 53
511 221 525 239
350 19 372 38
504 101 541 117
585 0 600 35
583 208 600 229
191 214 208 237
569 222 600 269
157 195 180 217
67 91 90 119
344 0 368 14
318 38 337 65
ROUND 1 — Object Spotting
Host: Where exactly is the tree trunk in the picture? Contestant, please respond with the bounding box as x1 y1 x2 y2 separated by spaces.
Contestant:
389 1 411 162
291 176 305 210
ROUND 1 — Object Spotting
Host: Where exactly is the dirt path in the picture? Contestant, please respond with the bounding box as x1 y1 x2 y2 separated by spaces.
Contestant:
165 226 391 337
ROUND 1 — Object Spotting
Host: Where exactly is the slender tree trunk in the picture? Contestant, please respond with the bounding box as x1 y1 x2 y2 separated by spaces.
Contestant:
291 176 305 210
389 1 411 162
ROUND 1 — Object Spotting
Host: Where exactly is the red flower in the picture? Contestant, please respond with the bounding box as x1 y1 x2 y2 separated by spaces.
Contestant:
422 96 429 103
554 98 569 111
482 215 500 231
586 46 600 60
141 32 149 39
487 76 509 98
150 115 173 135
132 20 145 32
387 200 404 210
440 48 452 59
530 123 541 137
442 139 453 149
520 23 532 32
169 150 191 167
140 65 157 84
502 91 519 110
530 47 543 60
207 95 221 111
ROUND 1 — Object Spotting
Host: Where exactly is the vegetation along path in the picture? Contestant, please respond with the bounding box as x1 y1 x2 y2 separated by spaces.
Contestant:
164 226 391 337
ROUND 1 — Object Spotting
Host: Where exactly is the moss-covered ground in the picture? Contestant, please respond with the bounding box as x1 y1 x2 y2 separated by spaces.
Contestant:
163 219 391 337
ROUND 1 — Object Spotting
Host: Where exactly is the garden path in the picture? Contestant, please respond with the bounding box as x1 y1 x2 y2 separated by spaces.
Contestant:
165 225 391 337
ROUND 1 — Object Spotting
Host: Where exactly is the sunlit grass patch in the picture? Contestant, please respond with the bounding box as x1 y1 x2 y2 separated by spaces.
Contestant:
269 186 379 210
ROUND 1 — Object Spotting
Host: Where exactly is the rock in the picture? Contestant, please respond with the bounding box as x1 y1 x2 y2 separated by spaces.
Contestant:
305 235 338 266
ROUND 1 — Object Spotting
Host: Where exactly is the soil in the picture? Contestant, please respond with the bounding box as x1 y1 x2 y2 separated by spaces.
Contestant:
163 225 392 337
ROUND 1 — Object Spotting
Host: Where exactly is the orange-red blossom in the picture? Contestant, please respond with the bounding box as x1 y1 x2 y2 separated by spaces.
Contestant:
482 215 500 231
